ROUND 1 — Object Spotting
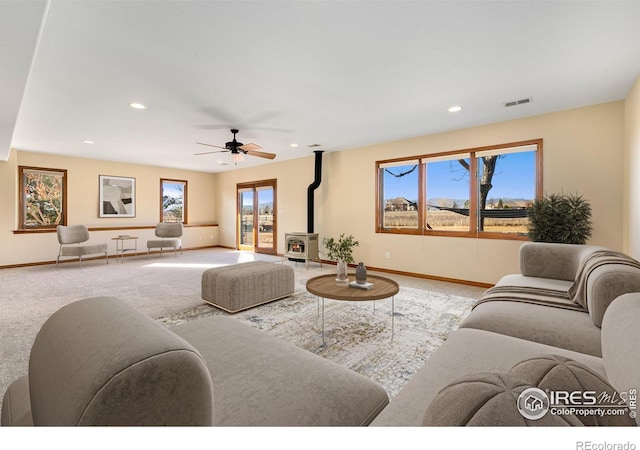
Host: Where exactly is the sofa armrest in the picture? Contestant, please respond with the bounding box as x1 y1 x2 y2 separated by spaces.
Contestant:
587 265 640 327
28 297 213 426
602 293 640 426
519 242 606 281
1 376 33 426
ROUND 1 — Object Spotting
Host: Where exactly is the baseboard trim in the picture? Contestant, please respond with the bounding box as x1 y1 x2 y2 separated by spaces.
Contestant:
0 245 221 270
318 259 493 289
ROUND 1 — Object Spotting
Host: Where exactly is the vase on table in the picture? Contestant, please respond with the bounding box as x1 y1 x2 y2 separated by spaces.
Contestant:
336 259 348 285
356 262 367 284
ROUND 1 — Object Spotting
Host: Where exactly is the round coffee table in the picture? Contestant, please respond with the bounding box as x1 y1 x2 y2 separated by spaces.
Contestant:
306 274 400 344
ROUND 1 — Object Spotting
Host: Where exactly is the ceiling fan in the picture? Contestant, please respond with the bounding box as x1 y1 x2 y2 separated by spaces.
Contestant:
195 129 276 163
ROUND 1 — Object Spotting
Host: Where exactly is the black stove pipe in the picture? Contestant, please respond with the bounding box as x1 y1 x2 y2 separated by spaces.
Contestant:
307 150 324 233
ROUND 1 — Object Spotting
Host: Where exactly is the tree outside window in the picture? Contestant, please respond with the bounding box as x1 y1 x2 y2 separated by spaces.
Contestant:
19 166 67 229
160 179 187 223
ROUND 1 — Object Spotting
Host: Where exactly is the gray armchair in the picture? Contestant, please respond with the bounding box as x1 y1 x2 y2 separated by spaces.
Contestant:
147 223 183 257
56 225 108 267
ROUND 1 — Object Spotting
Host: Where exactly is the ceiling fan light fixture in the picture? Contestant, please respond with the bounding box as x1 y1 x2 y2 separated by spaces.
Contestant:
232 153 245 164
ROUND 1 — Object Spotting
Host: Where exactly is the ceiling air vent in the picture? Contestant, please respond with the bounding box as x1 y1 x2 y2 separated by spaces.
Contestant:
504 97 532 107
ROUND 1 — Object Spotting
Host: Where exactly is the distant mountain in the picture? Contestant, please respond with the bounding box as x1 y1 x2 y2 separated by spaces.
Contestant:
427 198 469 208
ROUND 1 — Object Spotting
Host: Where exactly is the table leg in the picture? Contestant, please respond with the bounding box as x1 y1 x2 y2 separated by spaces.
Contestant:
391 295 395 340
321 296 325 345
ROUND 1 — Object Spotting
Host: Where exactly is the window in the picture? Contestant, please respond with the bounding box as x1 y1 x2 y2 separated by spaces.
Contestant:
19 166 67 229
376 140 542 239
380 160 420 231
160 179 187 223
425 156 471 232
476 146 537 235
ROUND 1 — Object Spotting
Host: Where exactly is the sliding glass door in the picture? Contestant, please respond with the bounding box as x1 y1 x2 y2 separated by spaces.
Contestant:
237 180 277 255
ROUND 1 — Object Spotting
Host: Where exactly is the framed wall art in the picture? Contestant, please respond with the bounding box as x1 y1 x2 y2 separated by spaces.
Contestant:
99 175 136 217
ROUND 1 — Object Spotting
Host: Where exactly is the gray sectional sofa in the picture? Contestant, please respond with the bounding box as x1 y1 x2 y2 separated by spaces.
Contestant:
2 242 639 426
1 296 388 426
371 243 640 426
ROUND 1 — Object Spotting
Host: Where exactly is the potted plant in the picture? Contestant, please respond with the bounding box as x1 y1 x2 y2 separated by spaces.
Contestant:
527 192 593 244
322 233 359 284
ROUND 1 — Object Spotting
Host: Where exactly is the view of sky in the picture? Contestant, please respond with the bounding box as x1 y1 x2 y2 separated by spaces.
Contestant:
383 151 536 202
163 181 184 199
241 188 274 207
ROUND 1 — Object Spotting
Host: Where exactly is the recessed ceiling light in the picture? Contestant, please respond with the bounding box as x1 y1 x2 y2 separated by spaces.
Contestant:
447 105 463 113
290 143 299 148
217 160 228 165
83 140 94 144
129 102 146 109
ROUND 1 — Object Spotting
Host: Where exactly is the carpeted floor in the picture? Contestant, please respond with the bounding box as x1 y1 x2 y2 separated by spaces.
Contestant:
0 248 485 412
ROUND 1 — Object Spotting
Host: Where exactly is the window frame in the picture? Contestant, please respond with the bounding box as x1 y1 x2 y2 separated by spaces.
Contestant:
375 139 543 240
18 166 68 230
160 178 188 224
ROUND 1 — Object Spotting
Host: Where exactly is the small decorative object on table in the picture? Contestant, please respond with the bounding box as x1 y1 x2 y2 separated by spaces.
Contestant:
356 262 367 284
349 280 373 290
336 260 348 285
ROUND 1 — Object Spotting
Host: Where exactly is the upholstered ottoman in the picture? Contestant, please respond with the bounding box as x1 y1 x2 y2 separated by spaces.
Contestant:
202 261 294 313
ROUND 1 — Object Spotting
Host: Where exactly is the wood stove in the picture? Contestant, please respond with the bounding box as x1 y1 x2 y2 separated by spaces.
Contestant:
285 232 319 268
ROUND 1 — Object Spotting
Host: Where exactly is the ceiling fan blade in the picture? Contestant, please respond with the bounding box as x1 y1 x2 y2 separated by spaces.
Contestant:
196 142 227 149
238 143 262 152
245 149 277 160
194 150 227 156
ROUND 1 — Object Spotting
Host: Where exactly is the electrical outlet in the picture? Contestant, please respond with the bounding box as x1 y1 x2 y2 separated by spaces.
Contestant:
385 251 391 259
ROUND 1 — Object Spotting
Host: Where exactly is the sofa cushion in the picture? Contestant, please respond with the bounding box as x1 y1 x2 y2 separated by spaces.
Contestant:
171 315 389 426
370 328 605 426
602 294 640 426
494 273 573 293
509 355 636 426
459 300 602 356
422 372 581 426
28 297 214 425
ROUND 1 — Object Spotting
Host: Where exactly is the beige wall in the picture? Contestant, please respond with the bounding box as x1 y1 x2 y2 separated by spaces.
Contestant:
216 101 626 284
624 75 640 259
0 151 217 266
1 100 628 282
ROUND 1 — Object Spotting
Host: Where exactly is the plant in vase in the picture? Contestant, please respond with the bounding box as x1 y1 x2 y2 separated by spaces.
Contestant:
322 233 359 284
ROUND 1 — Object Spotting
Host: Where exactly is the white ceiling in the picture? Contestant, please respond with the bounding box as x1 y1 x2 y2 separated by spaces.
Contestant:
3 0 640 173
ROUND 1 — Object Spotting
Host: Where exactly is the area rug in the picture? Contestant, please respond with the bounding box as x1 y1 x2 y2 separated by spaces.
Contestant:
158 286 476 399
